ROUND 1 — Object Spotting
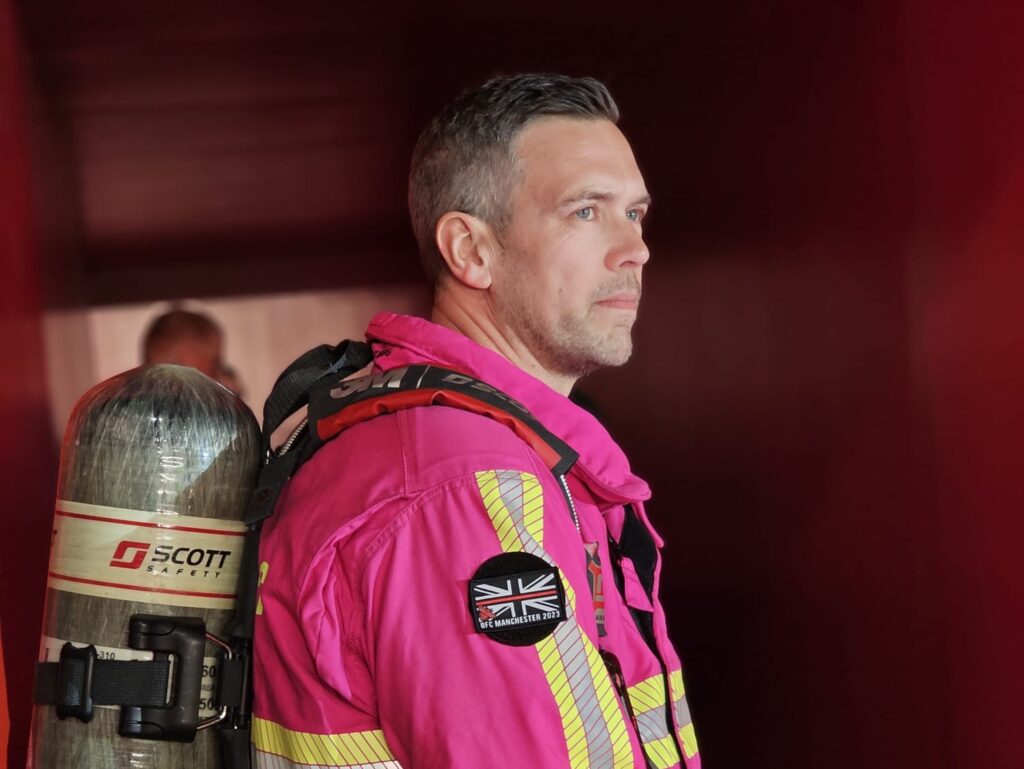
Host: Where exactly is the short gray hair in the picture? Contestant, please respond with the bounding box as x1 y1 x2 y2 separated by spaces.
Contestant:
408 73 620 285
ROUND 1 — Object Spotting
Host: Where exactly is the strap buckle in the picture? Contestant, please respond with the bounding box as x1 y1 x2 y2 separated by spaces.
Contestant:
119 615 206 742
55 642 97 723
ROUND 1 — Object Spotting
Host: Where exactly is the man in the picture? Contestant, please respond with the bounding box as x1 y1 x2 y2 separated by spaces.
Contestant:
142 308 242 394
253 74 700 769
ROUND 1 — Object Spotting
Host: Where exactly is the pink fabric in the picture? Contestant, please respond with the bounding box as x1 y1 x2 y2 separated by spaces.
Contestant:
253 313 699 768
618 557 655 614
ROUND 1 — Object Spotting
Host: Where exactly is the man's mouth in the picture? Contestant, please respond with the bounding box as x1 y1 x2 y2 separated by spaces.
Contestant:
596 292 640 311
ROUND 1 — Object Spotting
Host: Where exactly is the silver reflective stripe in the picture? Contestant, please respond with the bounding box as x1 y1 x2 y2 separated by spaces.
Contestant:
635 707 673 744
674 694 692 733
669 670 699 760
495 469 545 551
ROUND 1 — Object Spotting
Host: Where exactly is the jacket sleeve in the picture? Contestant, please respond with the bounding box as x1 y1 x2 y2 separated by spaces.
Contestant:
357 468 641 769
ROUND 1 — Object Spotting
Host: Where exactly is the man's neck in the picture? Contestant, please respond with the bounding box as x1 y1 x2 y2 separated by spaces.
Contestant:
431 290 577 396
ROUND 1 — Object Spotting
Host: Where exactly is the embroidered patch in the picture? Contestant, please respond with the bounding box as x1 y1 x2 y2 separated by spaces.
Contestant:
469 552 566 646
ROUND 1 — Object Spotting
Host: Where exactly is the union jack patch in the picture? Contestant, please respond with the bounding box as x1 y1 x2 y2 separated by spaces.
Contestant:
469 553 566 645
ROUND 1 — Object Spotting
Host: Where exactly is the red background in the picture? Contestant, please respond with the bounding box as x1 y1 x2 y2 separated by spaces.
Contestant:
3 1 1023 767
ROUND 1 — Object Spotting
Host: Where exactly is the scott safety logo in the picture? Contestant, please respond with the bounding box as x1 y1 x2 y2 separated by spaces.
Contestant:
109 540 150 569
109 539 233 578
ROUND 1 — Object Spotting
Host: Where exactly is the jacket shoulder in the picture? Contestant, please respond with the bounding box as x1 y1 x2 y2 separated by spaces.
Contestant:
398 404 547 491
291 404 545 510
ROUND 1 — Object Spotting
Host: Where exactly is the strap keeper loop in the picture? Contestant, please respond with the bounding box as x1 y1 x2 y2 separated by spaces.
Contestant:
55 642 96 723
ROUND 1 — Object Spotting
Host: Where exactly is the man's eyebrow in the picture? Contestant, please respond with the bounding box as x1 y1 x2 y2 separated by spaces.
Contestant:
559 190 653 207
560 189 616 206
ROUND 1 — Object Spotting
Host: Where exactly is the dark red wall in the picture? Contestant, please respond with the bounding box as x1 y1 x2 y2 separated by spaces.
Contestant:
908 4 1024 766
0 1 59 766
584 3 1024 768
4 2 1023 768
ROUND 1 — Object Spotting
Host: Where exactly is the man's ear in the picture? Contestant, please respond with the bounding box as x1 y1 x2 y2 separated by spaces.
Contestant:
435 212 497 290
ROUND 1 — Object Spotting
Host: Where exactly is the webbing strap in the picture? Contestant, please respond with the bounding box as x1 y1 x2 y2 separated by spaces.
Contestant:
259 340 373 455
34 658 170 708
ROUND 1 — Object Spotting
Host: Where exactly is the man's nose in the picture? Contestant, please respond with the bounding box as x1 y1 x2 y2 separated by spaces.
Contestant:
607 219 650 270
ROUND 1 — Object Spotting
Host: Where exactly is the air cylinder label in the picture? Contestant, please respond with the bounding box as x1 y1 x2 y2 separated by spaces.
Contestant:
48 500 246 609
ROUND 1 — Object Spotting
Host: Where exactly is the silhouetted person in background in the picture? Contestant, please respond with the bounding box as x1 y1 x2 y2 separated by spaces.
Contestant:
141 308 242 395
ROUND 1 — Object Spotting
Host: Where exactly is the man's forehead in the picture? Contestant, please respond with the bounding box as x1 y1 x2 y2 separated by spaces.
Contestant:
513 117 647 200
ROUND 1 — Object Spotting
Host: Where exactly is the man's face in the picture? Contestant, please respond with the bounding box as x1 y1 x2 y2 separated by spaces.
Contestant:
168 333 223 380
490 117 650 379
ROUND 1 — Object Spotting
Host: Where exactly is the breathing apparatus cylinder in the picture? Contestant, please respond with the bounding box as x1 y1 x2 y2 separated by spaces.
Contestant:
31 364 260 768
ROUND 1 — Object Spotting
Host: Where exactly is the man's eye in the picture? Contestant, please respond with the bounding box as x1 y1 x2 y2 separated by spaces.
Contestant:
575 207 593 220
626 209 643 222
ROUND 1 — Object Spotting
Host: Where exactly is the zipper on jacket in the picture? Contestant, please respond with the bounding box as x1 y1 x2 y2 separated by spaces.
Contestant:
557 473 581 533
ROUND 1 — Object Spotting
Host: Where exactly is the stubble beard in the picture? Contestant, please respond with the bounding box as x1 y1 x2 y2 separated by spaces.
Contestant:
497 279 640 380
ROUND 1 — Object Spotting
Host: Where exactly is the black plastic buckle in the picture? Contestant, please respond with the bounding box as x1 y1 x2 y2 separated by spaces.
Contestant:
55 642 97 723
119 615 205 742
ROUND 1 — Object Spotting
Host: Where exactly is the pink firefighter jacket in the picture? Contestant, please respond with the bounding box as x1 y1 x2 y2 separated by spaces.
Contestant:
252 312 700 769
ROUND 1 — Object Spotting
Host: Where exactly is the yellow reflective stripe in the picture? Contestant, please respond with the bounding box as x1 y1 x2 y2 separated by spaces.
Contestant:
477 470 525 550
667 667 699 759
251 716 396 766
521 472 544 544
645 735 683 769
296 730 322 763
562 571 578 611
678 723 699 760
253 717 271 757
668 669 685 699
627 673 667 714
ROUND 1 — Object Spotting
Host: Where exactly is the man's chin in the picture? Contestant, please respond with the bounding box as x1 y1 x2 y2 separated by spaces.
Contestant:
601 347 633 369
604 328 635 365
579 343 634 374
543 323 635 376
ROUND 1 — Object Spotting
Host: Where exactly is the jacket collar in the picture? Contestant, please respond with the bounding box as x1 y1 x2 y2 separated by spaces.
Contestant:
366 312 650 502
